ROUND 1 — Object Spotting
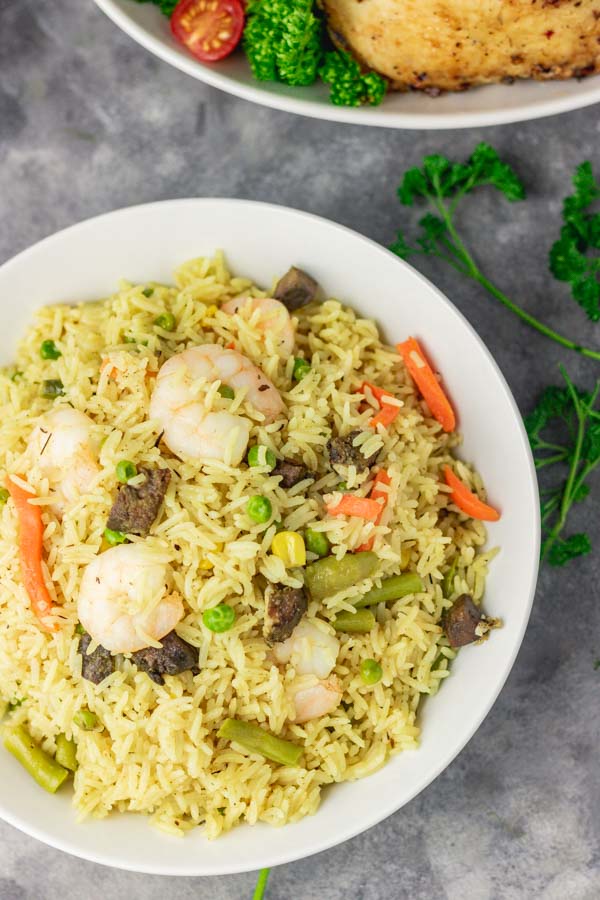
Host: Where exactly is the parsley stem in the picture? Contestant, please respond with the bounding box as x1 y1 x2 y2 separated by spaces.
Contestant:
535 451 570 469
253 868 271 900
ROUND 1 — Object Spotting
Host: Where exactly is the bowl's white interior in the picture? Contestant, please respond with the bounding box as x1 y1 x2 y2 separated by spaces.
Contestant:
94 0 600 129
0 200 539 874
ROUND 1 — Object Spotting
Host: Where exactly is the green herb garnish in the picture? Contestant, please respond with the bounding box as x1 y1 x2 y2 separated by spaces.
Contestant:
319 50 387 107
390 144 600 362
525 366 600 565
132 0 178 16
244 0 323 86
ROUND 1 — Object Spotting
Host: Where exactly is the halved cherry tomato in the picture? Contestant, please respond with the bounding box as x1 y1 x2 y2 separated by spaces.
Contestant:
171 0 244 63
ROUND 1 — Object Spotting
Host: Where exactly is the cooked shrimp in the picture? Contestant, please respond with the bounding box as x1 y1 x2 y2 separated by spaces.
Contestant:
149 344 284 465
221 297 295 356
77 543 183 654
272 620 342 722
28 407 100 510
288 674 343 724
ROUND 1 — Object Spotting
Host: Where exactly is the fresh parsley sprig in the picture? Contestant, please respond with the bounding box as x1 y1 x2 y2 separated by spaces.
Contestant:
550 161 600 321
525 367 600 565
391 144 600 362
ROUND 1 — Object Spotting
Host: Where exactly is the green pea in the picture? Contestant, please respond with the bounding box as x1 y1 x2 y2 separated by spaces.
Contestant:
142 287 154 298
304 527 331 558
203 603 236 633
41 379 64 399
292 358 311 382
154 312 176 332
116 460 137 483
74 709 97 730
104 527 127 545
246 495 272 524
0 488 9 507
40 340 61 360
247 445 277 469
218 385 235 400
360 659 382 685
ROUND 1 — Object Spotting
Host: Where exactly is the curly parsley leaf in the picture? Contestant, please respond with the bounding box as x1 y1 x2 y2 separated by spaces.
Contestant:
244 0 324 86
549 162 600 321
132 0 178 16
526 367 600 565
319 50 387 107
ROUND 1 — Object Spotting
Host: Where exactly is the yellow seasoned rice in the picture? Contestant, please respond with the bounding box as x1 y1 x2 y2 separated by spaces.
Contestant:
0 253 496 838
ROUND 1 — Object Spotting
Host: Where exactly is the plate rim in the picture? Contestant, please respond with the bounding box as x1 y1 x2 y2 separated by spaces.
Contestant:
93 0 600 130
0 198 540 874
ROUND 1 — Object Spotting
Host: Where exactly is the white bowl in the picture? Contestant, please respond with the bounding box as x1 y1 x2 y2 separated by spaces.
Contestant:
94 0 600 129
0 199 539 874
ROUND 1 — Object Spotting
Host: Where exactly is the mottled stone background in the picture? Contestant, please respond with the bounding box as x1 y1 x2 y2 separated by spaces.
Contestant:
1 2 599 898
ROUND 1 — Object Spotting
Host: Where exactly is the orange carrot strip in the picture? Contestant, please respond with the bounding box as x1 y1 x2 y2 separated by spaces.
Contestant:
326 494 383 523
359 382 401 429
443 465 500 522
397 337 456 433
357 471 392 551
5 476 61 632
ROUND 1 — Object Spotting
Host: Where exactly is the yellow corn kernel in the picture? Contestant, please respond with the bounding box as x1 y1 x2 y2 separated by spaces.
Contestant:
271 531 306 568
205 305 218 317
199 543 223 569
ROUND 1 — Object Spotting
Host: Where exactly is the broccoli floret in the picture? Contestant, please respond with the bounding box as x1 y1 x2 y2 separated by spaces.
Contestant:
243 0 324 87
319 50 387 107
132 0 178 17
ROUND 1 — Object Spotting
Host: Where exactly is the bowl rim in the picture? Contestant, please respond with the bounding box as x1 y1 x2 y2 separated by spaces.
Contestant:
94 0 600 130
0 198 540 874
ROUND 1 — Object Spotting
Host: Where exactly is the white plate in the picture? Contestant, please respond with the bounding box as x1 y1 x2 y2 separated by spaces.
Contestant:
94 0 600 129
0 199 539 874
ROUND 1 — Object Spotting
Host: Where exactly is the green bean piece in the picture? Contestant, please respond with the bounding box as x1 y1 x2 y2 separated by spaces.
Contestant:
217 384 235 400
116 459 137 483
360 658 383 685
40 340 61 360
247 495 272 524
55 733 78 772
443 556 459 597
154 312 176 331
41 379 64 399
218 718 303 766
354 573 424 608
333 608 376 634
292 357 311 382
73 709 97 730
3 725 69 793
203 603 236 633
104 527 127 545
0 487 9 507
304 551 378 601
247 445 277 470
304 527 331 558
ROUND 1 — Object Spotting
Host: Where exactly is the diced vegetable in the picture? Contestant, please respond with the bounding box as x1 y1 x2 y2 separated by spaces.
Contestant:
360 382 401 429
247 445 277 469
104 527 127 545
305 551 378 600
443 465 500 522
5 476 61 632
55 734 78 772
354 572 423 608
142 287 154 298
357 470 391 551
333 609 376 633
360 658 382 684
304 527 331 558
247 495 272 524
73 709 97 731
326 494 382 522
218 385 235 400
203 603 236 633
115 460 137 483
154 312 176 331
40 340 61 360
41 379 65 399
443 556 459 597
218 718 303 766
3 725 69 793
271 531 306 568
292 358 311 381
397 337 455 433
0 487 9 506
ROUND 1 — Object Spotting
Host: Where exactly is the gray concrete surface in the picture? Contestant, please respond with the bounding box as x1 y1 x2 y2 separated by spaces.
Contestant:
1 2 600 898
